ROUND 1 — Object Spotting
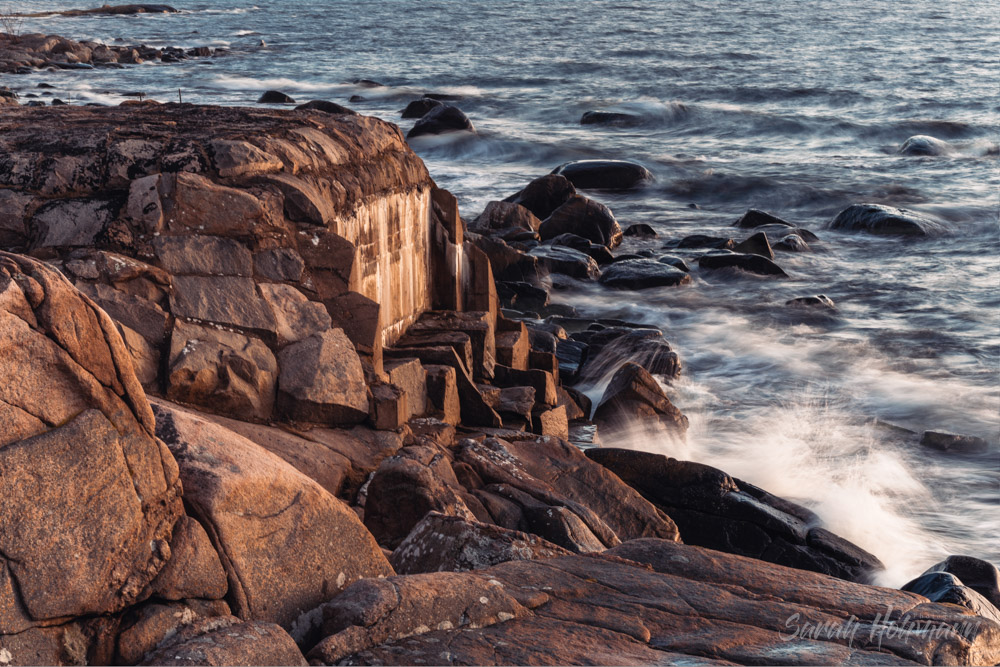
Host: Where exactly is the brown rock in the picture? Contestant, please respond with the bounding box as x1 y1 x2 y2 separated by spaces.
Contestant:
140 616 307 666
209 139 283 179
276 328 369 425
30 198 116 249
472 200 542 233
539 194 623 248
148 516 228 602
77 280 171 347
253 247 305 282
170 275 277 340
0 252 182 632
593 361 688 436
167 319 277 421
384 357 427 419
152 400 394 629
407 310 496 381
370 383 408 430
258 282 332 345
505 173 577 220
390 512 571 574
153 235 253 276
424 364 461 424
363 446 477 549
495 323 530 371
116 599 231 665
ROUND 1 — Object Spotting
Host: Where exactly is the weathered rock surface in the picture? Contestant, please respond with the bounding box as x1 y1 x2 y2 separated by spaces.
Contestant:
0 252 183 634
830 203 947 236
0 104 438 425
551 159 653 190
902 573 1000 624
151 399 394 629
586 447 885 583
0 31 212 74
140 616 307 666
277 328 369 424
598 257 692 289
309 540 1000 666
592 362 689 437
390 512 571 574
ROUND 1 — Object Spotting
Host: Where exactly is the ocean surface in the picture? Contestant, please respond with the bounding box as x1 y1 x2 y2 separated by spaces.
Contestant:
9 0 999 586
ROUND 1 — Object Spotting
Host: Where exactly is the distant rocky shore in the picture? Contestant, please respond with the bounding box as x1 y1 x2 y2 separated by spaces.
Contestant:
0 27 998 667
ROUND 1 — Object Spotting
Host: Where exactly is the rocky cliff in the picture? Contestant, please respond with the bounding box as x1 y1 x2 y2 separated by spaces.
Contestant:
0 103 998 666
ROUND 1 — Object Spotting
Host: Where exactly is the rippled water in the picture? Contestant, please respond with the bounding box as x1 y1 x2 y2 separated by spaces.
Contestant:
9 0 1000 585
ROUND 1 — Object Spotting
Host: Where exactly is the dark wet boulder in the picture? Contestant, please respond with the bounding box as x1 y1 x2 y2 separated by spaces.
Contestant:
551 159 653 190
504 174 577 221
733 231 774 259
899 135 955 156
579 329 682 382
527 245 600 280
400 97 443 119
406 104 475 138
623 222 657 238
295 100 357 115
257 90 296 104
920 430 990 454
829 203 947 236
774 233 811 251
580 110 642 127
922 555 1000 608
586 448 885 583
755 222 820 243
699 250 788 277
547 232 614 264
539 195 623 248
901 572 1000 623
598 258 692 290
656 255 689 271
787 294 836 310
733 208 794 229
592 362 688 437
671 234 735 249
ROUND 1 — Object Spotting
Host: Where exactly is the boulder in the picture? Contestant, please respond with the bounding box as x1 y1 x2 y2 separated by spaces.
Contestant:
830 203 947 236
406 105 475 138
586 448 885 583
400 97 444 118
170 275 278 341
390 512 570 574
528 244 601 280
116 599 232 665
592 362 688 437
551 159 653 190
733 208 794 229
580 110 642 127
539 195 623 248
901 573 1000 623
471 200 541 234
140 617 308 666
598 258 692 289
922 555 1000 608
774 232 811 251
920 431 990 454
673 233 735 249
0 252 183 632
698 249 788 277
900 135 955 156
152 400 394 629
258 283 332 345
733 230 775 259
656 254 690 271
154 235 253 276
276 329 369 425
257 90 296 104
363 446 477 549
504 174 576 220
167 319 278 421
295 100 357 115
623 222 657 238
148 516 228 602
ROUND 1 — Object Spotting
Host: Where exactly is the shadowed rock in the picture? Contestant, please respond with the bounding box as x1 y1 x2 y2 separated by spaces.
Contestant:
551 159 653 190
406 105 475 138
830 203 947 236
599 258 691 289
900 135 955 156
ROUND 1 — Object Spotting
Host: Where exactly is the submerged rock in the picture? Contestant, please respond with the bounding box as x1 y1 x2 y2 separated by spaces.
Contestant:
734 208 794 228
733 230 775 258
787 294 837 309
623 222 657 238
829 203 947 236
551 159 653 190
257 90 296 104
400 97 443 118
295 99 357 114
899 135 955 156
698 249 788 276
406 104 475 138
598 258 691 289
580 110 642 126
920 430 990 454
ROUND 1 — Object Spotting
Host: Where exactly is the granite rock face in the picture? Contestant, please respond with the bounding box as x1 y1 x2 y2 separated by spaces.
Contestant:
0 252 184 635
0 105 439 425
